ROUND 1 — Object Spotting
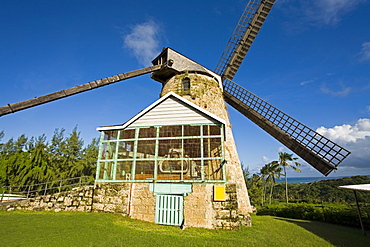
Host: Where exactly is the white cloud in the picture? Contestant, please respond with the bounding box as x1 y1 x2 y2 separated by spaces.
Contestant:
320 84 351 97
304 0 364 25
300 80 314 86
358 41 370 62
317 118 370 143
262 156 270 163
278 0 365 27
316 118 370 169
123 20 161 66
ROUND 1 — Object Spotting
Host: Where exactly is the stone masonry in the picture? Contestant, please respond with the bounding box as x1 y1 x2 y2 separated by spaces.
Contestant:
2 186 94 212
160 73 253 216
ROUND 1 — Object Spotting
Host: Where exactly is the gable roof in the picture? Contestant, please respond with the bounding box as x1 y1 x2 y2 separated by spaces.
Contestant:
96 92 226 131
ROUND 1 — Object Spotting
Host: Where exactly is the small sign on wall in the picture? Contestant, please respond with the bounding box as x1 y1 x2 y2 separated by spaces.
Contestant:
213 184 226 201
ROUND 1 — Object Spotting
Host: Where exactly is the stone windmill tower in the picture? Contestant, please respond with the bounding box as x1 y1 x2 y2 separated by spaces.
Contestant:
93 48 253 229
0 0 350 229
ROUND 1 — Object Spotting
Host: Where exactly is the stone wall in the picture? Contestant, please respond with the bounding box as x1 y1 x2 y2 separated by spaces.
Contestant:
185 183 251 230
92 182 156 222
2 186 94 212
1 182 251 230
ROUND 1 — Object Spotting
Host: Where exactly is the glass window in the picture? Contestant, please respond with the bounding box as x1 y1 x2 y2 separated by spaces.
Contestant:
184 125 200 137
182 77 190 93
115 161 132 180
204 160 224 180
135 161 155 180
158 139 182 158
117 141 134 159
203 138 222 158
96 124 224 182
183 138 201 158
98 162 114 180
101 142 117 160
120 129 135 139
137 140 156 159
104 130 119 140
159 126 182 137
203 125 221 136
138 127 156 138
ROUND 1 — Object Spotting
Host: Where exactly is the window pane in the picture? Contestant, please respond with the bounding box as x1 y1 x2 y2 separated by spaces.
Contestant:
159 156 184 173
183 138 201 158
204 160 223 181
137 140 156 159
115 161 133 180
159 126 182 137
104 130 119 140
98 162 114 180
101 142 117 160
158 139 182 157
185 160 202 180
135 161 155 180
138 126 156 138
203 138 222 158
203 125 221 136
184 125 200 137
119 129 135 139
182 77 190 92
158 158 194 181
117 141 134 159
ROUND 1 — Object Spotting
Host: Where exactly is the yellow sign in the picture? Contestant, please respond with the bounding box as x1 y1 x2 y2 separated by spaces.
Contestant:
214 184 226 201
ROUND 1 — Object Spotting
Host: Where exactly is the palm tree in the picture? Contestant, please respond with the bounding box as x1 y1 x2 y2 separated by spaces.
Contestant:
278 152 301 204
260 161 282 205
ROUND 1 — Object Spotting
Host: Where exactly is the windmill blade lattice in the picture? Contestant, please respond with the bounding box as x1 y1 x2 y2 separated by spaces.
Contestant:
223 80 351 176
215 0 275 81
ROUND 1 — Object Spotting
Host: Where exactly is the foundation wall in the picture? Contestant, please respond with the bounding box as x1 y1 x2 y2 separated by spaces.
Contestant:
2 182 251 229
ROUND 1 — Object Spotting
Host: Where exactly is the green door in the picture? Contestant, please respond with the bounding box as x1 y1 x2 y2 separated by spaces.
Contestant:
155 194 183 226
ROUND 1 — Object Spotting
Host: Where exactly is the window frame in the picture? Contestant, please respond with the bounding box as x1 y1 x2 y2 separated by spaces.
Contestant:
96 123 225 183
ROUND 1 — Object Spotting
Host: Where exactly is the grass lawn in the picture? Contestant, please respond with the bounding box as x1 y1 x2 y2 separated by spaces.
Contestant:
0 211 369 247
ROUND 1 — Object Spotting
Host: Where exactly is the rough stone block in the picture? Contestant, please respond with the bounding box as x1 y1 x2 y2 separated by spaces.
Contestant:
64 197 72 206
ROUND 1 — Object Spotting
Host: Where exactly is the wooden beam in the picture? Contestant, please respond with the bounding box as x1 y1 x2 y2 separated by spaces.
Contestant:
0 65 161 117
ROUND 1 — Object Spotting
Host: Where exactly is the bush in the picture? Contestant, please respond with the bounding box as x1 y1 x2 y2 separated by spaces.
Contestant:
257 203 370 229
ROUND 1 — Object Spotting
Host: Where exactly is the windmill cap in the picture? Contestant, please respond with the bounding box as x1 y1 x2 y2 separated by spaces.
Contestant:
151 47 221 85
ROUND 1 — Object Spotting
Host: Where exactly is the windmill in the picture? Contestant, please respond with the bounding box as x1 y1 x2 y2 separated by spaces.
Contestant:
0 0 350 229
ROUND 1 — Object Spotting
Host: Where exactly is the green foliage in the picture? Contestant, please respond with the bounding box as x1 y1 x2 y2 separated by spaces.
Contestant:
257 203 370 229
278 152 301 204
260 161 282 205
2 211 370 246
0 127 98 189
244 167 264 207
272 176 370 204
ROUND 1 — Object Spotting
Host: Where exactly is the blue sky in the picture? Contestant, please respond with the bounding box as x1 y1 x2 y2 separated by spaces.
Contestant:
1 0 369 178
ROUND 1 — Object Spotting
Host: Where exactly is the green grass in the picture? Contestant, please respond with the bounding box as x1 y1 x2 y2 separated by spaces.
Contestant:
1 211 369 247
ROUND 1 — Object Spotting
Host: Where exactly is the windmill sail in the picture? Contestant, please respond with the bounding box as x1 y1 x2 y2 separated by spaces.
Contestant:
215 0 275 81
0 65 161 117
223 80 350 176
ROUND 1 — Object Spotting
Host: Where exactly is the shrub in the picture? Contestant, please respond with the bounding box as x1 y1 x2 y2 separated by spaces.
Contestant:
257 203 370 229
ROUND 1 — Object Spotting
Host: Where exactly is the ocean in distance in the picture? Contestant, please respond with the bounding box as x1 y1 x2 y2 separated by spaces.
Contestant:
276 175 370 184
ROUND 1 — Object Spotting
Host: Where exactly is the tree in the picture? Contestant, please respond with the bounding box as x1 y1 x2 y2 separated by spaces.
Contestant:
244 170 264 207
278 152 301 204
19 135 55 187
260 161 282 205
0 135 29 187
0 128 98 190
48 128 66 175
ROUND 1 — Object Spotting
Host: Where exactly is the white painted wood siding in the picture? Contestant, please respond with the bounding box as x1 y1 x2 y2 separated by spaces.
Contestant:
130 97 218 127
